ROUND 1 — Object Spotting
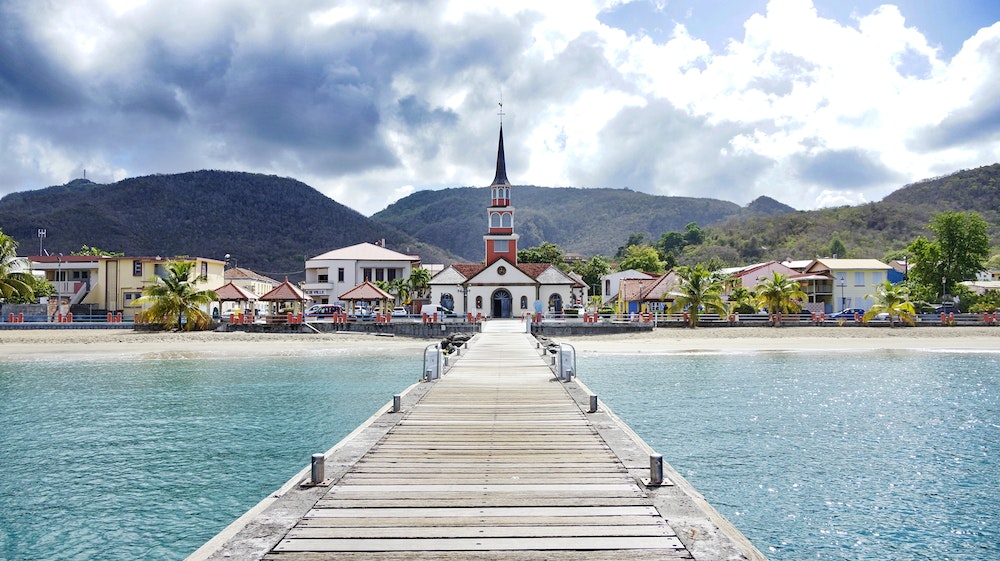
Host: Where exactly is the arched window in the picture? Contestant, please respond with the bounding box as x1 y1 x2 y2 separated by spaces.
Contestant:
501 212 512 228
440 293 454 311
490 212 501 228
548 293 563 312
520 296 528 309
503 187 510 200
476 296 483 309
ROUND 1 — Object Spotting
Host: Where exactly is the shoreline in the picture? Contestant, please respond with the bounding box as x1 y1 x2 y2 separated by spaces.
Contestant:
555 325 1000 354
1 326 998 360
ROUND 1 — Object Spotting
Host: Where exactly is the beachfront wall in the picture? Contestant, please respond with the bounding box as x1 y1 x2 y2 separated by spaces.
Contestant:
803 258 893 313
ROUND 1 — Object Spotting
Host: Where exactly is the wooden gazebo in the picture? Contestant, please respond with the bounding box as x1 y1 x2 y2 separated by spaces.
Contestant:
339 280 392 316
260 278 311 316
214 281 259 318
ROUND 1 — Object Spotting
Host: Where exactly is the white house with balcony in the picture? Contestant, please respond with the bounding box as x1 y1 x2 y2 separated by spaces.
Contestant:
302 242 421 306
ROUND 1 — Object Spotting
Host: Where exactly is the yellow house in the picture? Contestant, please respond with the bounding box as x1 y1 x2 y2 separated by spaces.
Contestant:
801 258 893 313
83 256 226 318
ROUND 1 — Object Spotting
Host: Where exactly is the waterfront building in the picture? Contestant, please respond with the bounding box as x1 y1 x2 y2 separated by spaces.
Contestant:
302 242 421 306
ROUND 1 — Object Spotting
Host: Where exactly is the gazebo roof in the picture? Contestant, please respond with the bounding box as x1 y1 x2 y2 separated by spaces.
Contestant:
260 279 308 301
214 281 258 301
339 280 392 301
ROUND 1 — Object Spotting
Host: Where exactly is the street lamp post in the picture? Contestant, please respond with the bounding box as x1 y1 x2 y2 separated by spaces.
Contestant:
837 274 846 312
55 253 63 321
942 276 947 305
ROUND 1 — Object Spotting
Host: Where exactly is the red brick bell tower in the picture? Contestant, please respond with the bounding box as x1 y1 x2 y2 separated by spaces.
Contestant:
483 125 519 265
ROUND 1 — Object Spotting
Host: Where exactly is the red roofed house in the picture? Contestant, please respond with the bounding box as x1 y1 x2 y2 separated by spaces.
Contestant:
428 125 581 317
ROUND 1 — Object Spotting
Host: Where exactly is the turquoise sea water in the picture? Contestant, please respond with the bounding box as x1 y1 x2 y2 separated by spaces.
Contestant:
578 350 1000 561
0 353 419 561
1 349 997 560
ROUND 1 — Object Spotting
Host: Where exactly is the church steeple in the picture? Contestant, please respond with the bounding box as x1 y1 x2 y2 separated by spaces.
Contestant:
491 126 510 187
484 123 518 265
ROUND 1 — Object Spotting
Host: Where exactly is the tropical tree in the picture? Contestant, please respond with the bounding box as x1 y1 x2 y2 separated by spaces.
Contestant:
862 281 916 327
408 267 431 299
907 211 991 300
518 242 564 265
0 230 35 303
71 245 124 257
753 272 807 326
572 255 611 296
619 244 665 274
133 261 218 331
388 277 410 306
667 264 726 328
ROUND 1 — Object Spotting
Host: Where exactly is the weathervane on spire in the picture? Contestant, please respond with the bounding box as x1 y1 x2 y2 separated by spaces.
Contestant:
497 88 505 125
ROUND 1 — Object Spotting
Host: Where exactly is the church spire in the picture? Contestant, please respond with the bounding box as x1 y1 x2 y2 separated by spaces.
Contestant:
491 125 511 186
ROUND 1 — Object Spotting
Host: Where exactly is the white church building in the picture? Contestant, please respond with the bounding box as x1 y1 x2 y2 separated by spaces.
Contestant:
428 125 583 318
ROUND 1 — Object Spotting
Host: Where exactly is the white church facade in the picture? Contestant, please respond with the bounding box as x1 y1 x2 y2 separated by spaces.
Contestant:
428 125 582 318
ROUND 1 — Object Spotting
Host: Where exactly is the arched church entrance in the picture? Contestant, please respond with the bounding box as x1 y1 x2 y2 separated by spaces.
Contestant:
491 289 513 318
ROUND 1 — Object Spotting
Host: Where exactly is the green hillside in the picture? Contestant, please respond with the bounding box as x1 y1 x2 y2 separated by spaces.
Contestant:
0 170 454 279
372 185 795 261
697 164 1000 265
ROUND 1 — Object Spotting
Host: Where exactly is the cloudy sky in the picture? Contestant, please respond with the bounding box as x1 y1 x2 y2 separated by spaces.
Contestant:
3 0 1000 215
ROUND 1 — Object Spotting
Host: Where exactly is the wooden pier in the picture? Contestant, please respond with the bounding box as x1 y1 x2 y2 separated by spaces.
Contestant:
191 320 765 561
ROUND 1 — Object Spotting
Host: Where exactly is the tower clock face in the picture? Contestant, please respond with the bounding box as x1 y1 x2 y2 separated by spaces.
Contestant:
497 266 507 275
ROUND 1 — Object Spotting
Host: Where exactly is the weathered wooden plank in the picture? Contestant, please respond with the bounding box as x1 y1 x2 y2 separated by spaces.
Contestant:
312 497 654 508
304 506 661 518
286 524 674 539
326 483 641 494
274 536 686 552
268 546 693 561
298 515 667 528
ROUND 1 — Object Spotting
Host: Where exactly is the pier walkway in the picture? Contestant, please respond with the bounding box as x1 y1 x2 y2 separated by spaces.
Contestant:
193 320 764 561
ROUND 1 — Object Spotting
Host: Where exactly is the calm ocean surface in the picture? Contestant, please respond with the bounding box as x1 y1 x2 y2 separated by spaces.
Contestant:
0 348 997 560
0 353 420 561
578 350 1000 561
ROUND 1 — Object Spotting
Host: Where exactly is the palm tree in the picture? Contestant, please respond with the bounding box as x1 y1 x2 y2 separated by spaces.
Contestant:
408 267 431 299
667 264 726 328
388 277 410 306
863 281 916 327
753 272 807 326
134 261 218 331
0 230 34 303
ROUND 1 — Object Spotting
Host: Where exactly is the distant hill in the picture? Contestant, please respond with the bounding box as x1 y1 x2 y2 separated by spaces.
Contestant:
700 164 1000 265
0 170 455 280
371 186 795 261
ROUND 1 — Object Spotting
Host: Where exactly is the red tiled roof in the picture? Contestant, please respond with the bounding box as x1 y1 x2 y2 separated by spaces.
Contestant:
338 280 392 301
516 263 552 278
214 282 258 301
260 279 307 301
453 264 485 279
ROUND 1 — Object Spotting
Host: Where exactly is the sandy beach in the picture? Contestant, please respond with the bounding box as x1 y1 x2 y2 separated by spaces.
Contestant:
1 325 998 360
0 329 432 361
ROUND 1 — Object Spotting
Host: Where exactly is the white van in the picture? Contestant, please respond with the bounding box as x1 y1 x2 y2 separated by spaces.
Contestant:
421 304 453 316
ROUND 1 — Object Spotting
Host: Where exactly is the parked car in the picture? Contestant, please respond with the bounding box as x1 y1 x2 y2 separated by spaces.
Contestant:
305 304 342 317
391 307 409 317
830 308 865 319
934 305 960 315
